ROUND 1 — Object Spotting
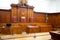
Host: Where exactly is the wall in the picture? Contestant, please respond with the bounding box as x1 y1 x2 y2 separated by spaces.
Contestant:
34 12 46 23
0 9 46 23
0 9 60 30
0 9 11 23
11 4 34 23
48 13 60 30
0 9 53 34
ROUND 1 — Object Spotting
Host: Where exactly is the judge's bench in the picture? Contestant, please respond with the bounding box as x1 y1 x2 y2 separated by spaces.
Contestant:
0 23 52 35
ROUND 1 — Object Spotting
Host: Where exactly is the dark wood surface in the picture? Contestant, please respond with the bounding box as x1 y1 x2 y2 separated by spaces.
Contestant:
48 13 60 30
49 31 60 40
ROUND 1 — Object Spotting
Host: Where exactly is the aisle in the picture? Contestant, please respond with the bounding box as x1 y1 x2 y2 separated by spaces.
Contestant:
0 32 51 40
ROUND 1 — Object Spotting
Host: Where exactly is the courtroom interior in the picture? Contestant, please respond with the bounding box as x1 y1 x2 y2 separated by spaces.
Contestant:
0 0 60 40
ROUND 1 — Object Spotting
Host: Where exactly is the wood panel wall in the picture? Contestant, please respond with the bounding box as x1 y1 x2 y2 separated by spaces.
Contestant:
11 6 18 22
0 9 53 34
48 13 60 30
0 9 60 30
0 9 11 23
0 10 46 23
11 4 34 23
34 12 46 23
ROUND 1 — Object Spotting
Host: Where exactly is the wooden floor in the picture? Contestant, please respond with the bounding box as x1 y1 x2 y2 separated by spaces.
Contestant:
0 32 51 40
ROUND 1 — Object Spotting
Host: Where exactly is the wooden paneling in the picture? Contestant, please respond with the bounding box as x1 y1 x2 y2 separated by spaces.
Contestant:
10 27 23 34
0 5 46 23
34 12 46 23
11 7 18 22
0 23 52 34
11 4 34 23
40 25 52 32
0 10 11 23
18 8 28 22
28 9 34 22
48 13 60 30
27 27 40 33
1 28 11 34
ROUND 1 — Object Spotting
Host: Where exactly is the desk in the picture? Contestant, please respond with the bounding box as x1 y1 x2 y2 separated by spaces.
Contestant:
49 31 60 40
0 28 2 33
0 23 52 34
0 27 11 34
0 27 23 35
27 26 40 33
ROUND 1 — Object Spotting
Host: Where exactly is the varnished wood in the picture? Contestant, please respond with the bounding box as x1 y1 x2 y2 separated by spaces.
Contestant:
0 4 56 34
48 13 60 30
0 23 52 34
34 12 46 23
0 10 11 23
